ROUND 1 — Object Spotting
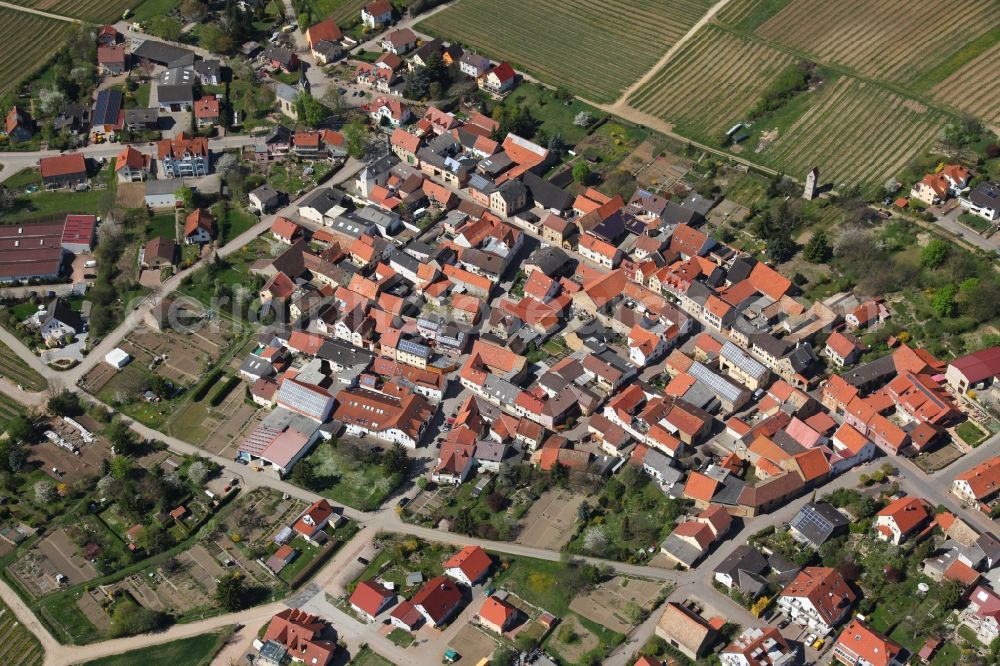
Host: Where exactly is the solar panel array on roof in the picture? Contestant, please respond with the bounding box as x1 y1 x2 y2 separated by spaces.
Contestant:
398 338 430 358
721 341 768 380
689 361 745 404
277 379 333 420
92 89 122 126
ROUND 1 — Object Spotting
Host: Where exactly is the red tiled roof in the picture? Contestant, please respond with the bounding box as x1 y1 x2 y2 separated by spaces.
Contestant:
443 545 491 582
184 208 214 236
684 471 719 503
410 575 462 624
193 96 219 119
780 567 855 625
350 579 394 616
479 595 516 629
834 618 902 666
39 153 85 178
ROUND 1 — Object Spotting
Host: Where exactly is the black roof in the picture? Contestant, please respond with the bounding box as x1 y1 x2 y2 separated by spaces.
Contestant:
45 297 84 333
662 200 704 227
157 84 194 104
726 257 757 284
522 171 573 212
125 108 158 124
790 501 848 547
300 187 346 212
967 181 1000 210
842 353 896 389
528 245 574 276
714 544 768 579
132 40 193 65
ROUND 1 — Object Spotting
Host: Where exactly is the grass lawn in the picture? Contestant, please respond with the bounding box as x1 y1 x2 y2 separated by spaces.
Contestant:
387 627 414 647
38 594 102 645
210 202 259 244
350 646 395 666
491 555 579 616
134 83 151 108
347 538 449 597
498 83 606 146
295 440 402 511
6 161 118 222
3 168 41 190
956 421 989 446
277 536 323 583
930 642 961 665
131 0 179 22
147 212 177 240
958 212 993 234
78 629 231 666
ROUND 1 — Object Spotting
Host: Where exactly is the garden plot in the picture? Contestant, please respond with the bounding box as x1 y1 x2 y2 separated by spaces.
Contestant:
568 577 663 633
516 488 586 550
447 625 497 666
9 528 97 598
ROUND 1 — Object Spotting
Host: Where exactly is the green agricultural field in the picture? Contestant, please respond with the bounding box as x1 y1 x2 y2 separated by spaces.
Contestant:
756 77 948 189
629 25 795 143
0 9 71 100
309 0 368 24
721 0 1000 91
0 600 44 666
0 339 47 392
931 36 1000 124
78 630 230 666
419 0 713 102
8 0 142 22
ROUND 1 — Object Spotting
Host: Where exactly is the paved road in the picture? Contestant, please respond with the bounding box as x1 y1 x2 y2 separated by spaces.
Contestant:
0 135 260 185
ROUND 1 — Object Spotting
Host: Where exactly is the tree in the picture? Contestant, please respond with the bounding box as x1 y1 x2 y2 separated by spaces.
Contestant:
48 390 83 417
939 579 963 610
3 414 38 443
573 111 592 127
177 186 195 209
106 418 137 455
382 443 409 475
572 162 592 185
921 239 949 268
34 481 56 504
109 600 167 637
343 117 370 159
932 284 958 318
180 0 208 21
486 492 505 512
550 461 568 486
97 475 116 496
492 645 515 666
582 526 608 554
187 460 210 484
200 24 234 55
215 572 246 612
294 91 328 129
291 462 316 489
803 229 832 263
767 229 796 263
110 456 132 480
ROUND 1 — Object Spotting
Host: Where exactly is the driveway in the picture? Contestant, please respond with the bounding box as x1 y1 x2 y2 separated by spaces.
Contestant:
40 333 87 366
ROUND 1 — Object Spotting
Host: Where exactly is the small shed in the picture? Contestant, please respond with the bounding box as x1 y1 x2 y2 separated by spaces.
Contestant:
105 348 132 370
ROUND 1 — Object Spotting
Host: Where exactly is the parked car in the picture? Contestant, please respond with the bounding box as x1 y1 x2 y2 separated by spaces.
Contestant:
357 556 369 565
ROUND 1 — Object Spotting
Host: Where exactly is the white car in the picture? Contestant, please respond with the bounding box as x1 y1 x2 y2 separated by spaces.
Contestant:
804 633 817 646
